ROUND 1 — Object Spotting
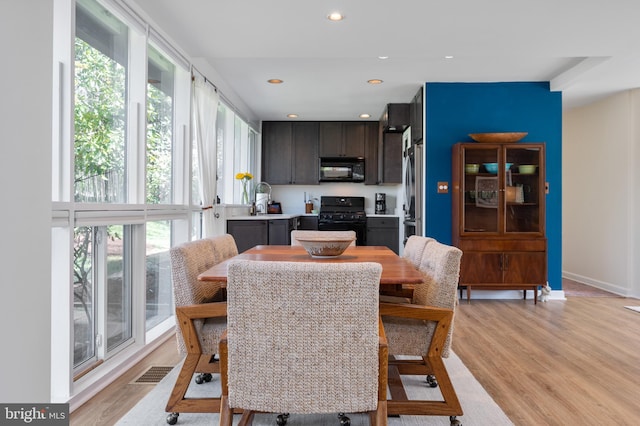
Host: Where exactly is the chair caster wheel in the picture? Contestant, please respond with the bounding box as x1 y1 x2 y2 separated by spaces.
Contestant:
338 413 351 426
194 373 212 384
276 413 289 426
166 412 179 425
426 374 439 388
450 415 462 425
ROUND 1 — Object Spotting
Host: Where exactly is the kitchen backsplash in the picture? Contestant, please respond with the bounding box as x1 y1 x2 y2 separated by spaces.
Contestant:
269 183 402 215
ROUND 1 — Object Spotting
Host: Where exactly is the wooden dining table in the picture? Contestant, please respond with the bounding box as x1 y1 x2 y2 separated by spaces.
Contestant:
198 244 424 286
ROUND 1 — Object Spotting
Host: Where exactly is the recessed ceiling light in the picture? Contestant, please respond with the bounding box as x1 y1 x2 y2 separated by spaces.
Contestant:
378 56 389 60
267 79 283 84
367 79 383 85
287 114 298 119
327 12 344 21
359 113 371 119
444 55 454 59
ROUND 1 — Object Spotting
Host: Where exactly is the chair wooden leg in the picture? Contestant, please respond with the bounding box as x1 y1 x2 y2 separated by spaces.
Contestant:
386 355 462 417
237 411 255 425
219 395 233 426
371 400 387 426
165 353 222 414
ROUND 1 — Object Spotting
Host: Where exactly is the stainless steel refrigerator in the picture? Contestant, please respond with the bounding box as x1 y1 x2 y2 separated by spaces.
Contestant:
402 127 423 244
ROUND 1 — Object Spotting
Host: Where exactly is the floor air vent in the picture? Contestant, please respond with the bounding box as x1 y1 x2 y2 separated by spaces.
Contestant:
132 366 174 384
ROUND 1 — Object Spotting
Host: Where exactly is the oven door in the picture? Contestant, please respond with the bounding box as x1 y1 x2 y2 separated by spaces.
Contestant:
318 221 366 246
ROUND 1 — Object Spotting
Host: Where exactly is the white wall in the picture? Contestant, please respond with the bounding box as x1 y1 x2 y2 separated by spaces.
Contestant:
0 2 54 402
563 90 640 298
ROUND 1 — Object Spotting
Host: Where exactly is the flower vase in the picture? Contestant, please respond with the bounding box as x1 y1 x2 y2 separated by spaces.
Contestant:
242 183 249 204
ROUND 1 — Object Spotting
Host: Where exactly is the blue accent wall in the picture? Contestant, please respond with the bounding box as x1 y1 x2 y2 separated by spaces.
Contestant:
424 82 562 290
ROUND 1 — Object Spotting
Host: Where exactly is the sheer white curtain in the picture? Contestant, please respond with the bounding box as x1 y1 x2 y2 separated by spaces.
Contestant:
192 75 220 237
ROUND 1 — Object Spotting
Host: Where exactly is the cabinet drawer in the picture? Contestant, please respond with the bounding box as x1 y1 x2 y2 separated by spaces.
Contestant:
367 217 398 228
457 238 546 252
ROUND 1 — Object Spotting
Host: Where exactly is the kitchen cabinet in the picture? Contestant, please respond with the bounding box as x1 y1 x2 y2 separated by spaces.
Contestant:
379 132 403 184
226 220 268 253
380 103 410 132
319 122 366 158
410 87 423 144
451 142 547 303
227 218 296 252
262 121 319 185
366 217 399 254
298 216 318 230
365 121 380 185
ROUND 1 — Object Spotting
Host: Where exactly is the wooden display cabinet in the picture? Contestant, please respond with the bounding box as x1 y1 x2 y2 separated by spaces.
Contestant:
452 142 547 303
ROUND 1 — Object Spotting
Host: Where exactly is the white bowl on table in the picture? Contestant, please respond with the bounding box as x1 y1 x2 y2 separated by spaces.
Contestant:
297 237 355 258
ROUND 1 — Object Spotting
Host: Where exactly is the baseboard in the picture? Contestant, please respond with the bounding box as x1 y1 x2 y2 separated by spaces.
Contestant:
562 271 630 297
458 289 566 302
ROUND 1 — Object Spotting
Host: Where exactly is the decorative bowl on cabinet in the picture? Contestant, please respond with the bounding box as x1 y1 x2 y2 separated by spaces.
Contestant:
469 132 527 143
483 162 513 174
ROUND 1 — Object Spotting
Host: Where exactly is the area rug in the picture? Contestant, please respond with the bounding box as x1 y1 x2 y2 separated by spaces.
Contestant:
116 352 513 426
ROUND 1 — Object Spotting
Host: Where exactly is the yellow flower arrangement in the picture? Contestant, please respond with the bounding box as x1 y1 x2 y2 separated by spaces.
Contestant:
235 172 253 181
235 172 253 204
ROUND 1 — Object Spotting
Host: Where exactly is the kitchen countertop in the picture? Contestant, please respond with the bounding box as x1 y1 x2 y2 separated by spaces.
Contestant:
228 213 401 220
228 214 302 220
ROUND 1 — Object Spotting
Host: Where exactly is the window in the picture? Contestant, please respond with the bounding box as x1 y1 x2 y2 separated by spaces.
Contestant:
147 46 175 205
213 103 260 205
52 0 258 401
73 225 132 371
74 0 128 203
145 220 173 330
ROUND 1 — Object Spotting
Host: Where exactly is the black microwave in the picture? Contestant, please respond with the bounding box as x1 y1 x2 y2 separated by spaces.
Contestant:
319 157 365 182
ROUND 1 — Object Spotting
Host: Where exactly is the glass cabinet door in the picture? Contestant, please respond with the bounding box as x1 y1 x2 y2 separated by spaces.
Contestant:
462 146 500 233
504 145 543 233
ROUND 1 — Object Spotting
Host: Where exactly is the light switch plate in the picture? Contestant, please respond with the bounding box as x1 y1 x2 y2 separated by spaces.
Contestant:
437 181 449 194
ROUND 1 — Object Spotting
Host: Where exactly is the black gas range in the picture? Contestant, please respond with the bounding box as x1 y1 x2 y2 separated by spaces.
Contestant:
318 196 366 245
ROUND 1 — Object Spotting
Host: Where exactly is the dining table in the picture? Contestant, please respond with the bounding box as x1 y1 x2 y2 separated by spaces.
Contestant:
197 244 424 286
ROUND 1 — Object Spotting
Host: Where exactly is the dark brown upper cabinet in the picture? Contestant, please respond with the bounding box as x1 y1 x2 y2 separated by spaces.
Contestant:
262 121 319 185
319 122 366 158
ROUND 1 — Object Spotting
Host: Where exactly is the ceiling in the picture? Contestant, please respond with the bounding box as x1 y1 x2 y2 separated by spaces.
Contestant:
131 0 640 123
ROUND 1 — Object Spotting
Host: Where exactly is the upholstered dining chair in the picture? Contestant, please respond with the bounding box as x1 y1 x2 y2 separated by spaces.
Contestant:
165 234 238 425
380 240 463 425
290 230 356 246
219 260 388 426
379 235 434 303
402 235 434 268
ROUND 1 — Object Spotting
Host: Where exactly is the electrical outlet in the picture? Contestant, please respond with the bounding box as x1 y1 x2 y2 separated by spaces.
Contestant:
437 181 449 194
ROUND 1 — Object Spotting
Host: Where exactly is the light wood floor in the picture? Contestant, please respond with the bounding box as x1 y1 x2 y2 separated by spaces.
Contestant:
71 292 640 425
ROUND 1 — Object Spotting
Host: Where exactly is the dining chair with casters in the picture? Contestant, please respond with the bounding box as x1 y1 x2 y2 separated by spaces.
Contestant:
380 240 463 425
290 230 357 246
219 260 388 426
379 235 434 303
165 234 237 425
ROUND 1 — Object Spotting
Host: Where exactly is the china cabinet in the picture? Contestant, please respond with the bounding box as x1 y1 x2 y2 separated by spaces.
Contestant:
451 142 547 303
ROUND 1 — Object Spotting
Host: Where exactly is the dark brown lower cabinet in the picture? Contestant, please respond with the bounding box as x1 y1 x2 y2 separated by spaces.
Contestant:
366 217 399 254
457 239 546 304
227 218 295 253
